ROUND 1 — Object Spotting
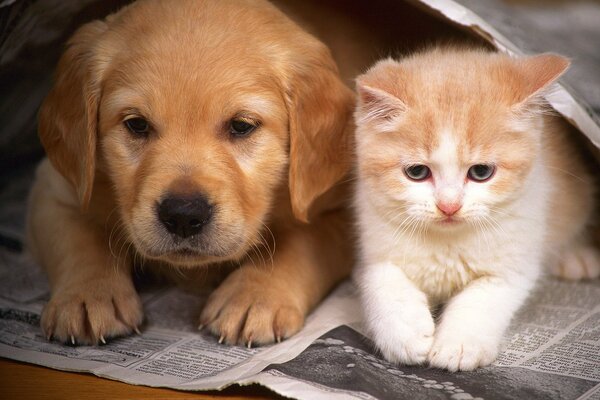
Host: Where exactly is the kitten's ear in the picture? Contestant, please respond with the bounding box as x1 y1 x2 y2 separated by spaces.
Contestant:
355 59 407 129
514 53 570 108
356 83 407 127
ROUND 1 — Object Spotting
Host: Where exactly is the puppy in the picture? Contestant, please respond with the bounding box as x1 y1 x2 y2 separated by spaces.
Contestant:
27 0 354 346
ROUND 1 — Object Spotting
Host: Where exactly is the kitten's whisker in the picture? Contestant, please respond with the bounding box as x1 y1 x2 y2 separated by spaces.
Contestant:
405 216 421 248
416 219 427 246
393 215 418 245
482 215 511 244
388 214 420 266
480 214 505 237
487 206 536 223
381 206 412 224
468 219 481 256
476 218 487 252
399 223 416 267
389 213 412 238
540 164 588 183
473 216 493 254
486 207 513 218
477 216 507 255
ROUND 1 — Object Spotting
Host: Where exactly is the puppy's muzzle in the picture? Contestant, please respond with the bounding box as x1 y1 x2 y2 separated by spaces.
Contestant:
157 193 213 238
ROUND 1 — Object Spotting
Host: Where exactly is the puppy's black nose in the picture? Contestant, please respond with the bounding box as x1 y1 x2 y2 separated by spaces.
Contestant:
157 194 212 238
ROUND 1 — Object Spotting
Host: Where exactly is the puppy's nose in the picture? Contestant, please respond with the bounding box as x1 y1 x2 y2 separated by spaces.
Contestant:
157 194 213 238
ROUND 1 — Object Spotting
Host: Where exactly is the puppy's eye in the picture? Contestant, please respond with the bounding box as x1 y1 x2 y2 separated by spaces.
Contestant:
404 164 431 181
468 164 495 182
229 118 257 137
124 117 150 136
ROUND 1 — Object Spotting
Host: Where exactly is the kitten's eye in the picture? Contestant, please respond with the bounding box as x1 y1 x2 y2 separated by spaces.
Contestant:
124 117 150 137
404 164 431 181
468 164 495 182
229 118 257 137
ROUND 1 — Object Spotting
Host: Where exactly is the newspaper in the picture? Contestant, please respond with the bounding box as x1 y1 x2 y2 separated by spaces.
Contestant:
1 0 600 399
1 247 599 400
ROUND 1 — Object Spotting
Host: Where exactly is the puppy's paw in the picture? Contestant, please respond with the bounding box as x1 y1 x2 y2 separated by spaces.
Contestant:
428 324 498 371
199 272 304 347
372 303 434 365
553 244 600 280
41 279 143 346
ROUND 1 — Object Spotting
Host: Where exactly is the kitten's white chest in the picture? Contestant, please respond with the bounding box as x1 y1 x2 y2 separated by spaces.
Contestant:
398 246 480 304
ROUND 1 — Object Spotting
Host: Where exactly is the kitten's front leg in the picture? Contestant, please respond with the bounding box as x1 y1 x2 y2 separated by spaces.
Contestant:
429 273 536 371
357 261 434 365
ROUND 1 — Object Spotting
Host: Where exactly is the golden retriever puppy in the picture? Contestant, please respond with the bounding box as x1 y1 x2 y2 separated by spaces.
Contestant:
27 0 354 346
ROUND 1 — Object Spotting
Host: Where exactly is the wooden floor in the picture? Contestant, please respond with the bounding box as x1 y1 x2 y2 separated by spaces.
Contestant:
0 358 280 399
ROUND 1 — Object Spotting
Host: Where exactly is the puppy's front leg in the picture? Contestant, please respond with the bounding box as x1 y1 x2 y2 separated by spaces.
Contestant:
200 209 352 346
28 162 143 345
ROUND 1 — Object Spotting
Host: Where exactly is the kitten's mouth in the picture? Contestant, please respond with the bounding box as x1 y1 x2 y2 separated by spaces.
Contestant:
439 217 461 225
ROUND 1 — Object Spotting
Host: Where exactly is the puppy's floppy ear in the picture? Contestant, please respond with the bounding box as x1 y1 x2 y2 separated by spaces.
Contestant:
38 20 109 209
286 45 355 223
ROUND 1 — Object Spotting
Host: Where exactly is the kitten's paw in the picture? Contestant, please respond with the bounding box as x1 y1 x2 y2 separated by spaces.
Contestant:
372 304 434 365
428 326 498 371
553 244 600 280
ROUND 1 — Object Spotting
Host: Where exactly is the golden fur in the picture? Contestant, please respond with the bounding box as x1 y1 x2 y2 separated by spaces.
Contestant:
27 0 354 346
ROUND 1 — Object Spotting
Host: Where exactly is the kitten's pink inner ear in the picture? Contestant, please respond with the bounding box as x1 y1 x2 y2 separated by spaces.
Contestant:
516 53 570 106
356 83 407 124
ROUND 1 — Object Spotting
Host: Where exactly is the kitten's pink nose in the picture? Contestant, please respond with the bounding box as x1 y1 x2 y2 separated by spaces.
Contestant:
437 202 462 216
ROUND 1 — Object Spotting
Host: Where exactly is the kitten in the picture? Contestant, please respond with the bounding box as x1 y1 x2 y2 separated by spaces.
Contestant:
353 47 600 371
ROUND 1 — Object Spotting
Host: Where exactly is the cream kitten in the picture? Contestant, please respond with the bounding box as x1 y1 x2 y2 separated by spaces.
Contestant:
353 48 600 372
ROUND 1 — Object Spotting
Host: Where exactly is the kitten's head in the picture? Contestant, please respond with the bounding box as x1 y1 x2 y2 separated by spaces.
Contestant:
355 48 569 233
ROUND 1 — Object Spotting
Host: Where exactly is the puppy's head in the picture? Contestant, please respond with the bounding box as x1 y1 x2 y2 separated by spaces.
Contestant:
39 0 353 267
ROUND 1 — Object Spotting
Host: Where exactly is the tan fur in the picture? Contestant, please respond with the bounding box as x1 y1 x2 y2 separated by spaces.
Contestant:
27 0 354 346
